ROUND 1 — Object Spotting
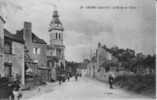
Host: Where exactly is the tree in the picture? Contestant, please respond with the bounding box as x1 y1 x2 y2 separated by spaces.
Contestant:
144 55 156 70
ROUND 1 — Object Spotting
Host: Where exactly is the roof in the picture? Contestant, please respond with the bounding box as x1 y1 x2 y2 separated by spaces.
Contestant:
0 16 6 23
52 10 62 24
4 29 24 44
49 10 64 32
48 26 64 32
53 44 65 48
32 33 47 44
47 44 65 49
16 29 47 44
53 10 59 17
47 45 55 49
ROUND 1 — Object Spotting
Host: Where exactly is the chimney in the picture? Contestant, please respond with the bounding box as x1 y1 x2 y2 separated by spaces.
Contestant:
23 22 32 51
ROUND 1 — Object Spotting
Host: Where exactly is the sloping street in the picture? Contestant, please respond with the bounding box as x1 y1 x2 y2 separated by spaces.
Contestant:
0 1 155 100
22 77 152 100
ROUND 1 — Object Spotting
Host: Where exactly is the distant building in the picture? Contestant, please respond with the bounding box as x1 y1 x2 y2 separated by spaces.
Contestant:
16 22 49 82
4 29 25 85
87 61 96 77
87 43 119 79
0 16 5 77
47 10 65 80
96 43 113 71
83 59 90 68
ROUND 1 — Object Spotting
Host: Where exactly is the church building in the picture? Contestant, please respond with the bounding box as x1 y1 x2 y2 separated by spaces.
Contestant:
47 9 65 81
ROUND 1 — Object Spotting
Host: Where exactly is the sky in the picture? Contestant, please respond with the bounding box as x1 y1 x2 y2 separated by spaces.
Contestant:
0 0 156 62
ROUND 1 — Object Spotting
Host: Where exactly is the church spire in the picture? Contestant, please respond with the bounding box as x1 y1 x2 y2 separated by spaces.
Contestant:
52 10 62 24
49 9 64 32
53 10 59 17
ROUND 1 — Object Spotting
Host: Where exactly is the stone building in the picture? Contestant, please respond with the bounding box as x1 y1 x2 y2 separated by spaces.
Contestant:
46 45 58 81
47 10 65 80
4 29 25 85
96 43 112 69
0 16 5 77
87 43 118 81
87 61 96 77
16 22 49 82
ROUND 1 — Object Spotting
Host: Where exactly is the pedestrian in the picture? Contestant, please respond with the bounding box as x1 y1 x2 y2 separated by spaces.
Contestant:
58 75 62 85
108 72 115 89
57 64 62 85
75 74 78 81
67 72 70 81
75 72 78 81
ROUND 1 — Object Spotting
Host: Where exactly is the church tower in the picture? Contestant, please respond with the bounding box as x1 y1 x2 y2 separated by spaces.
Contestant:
48 10 65 66
49 10 64 46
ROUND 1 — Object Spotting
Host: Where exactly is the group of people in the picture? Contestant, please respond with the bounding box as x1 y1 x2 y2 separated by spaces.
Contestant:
57 71 82 85
0 74 23 100
58 72 71 85
0 77 22 100
10 80 22 100
74 71 82 81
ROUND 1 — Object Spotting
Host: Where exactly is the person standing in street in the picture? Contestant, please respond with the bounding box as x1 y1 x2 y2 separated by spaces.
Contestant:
56 64 62 85
75 71 78 81
58 70 62 85
58 75 62 85
75 74 78 81
67 72 70 81
108 71 115 89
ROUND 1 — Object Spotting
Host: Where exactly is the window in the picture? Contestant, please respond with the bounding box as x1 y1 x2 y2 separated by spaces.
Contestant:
56 48 62 58
4 63 12 77
33 48 40 55
4 39 12 54
59 33 61 40
37 48 40 54
55 24 58 27
56 32 61 40
56 33 57 39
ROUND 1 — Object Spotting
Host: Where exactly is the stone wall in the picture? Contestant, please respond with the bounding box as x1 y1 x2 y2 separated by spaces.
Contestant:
32 43 49 81
31 43 47 68
12 41 25 85
0 17 4 77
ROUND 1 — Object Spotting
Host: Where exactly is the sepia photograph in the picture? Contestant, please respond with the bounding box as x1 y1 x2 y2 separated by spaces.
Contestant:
0 0 156 100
